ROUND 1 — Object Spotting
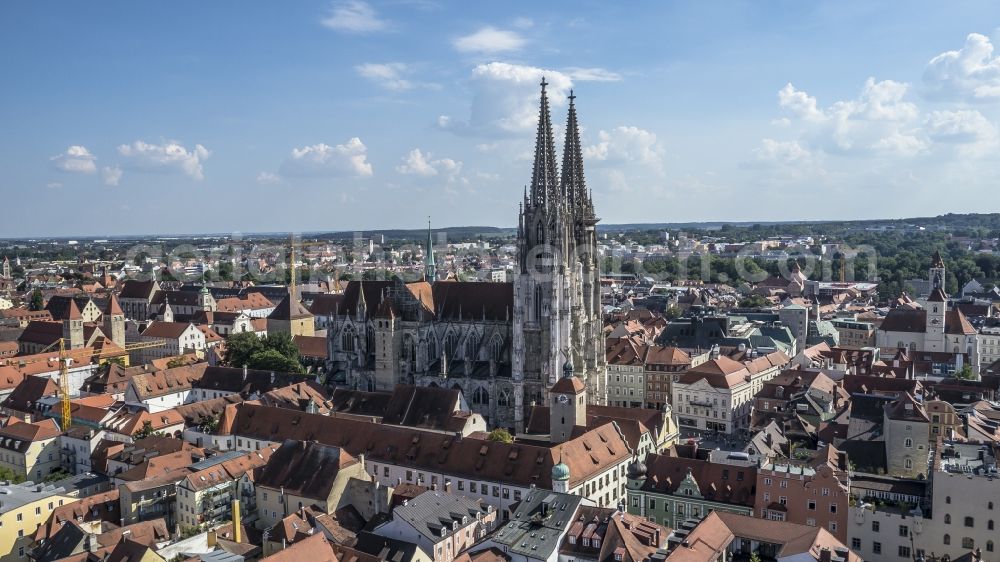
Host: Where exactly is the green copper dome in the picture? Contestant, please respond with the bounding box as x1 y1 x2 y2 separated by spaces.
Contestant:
551 461 571 482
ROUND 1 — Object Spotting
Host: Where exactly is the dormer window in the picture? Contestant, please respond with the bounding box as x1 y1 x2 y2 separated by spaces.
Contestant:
569 536 576 545
583 538 590 547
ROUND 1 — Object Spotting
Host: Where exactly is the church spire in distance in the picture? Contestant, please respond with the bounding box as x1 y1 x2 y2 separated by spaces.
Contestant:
425 217 437 283
529 77 559 209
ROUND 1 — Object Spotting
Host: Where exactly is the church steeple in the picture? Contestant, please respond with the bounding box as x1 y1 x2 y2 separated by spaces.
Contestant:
561 90 588 216
424 217 437 283
529 78 559 209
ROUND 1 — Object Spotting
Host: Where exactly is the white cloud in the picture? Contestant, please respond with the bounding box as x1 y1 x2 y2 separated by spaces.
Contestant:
778 83 824 122
50 145 97 174
777 78 924 156
512 17 534 29
439 62 573 136
117 140 211 180
355 63 413 90
46 182 63 189
280 138 374 177
566 67 622 82
584 126 665 174
102 166 122 186
396 148 462 179
924 109 997 143
453 27 525 54
256 171 282 184
923 33 1000 101
354 62 438 91
751 139 812 166
320 0 387 33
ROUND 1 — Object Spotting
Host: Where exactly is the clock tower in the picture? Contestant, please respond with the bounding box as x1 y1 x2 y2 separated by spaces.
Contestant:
549 356 587 443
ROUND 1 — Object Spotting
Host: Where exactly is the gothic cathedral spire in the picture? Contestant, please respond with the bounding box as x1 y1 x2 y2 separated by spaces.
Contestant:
529 78 559 209
561 90 588 216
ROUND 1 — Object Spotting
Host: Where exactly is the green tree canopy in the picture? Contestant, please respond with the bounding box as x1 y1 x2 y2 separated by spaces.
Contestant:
222 331 304 374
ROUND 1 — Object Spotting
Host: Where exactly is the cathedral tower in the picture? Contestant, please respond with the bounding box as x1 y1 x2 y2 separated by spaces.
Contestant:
512 80 606 433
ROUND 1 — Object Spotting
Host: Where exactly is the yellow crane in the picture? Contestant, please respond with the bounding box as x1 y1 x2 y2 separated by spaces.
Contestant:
21 337 169 430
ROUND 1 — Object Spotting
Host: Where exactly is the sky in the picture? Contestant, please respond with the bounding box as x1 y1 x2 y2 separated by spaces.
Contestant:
2 1 1000 237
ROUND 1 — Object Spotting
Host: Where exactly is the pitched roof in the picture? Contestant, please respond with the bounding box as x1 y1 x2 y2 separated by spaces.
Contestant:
17 320 65 346
879 308 927 333
293 335 328 359
140 321 198 339
389 490 489 543
260 533 340 562
104 294 124 316
639 451 756 507
645 345 692 366
0 375 59 414
945 308 977 335
225 403 630 489
268 295 313 321
256 439 359 500
551 375 587 394
117 280 159 300
677 357 750 389
45 295 84 321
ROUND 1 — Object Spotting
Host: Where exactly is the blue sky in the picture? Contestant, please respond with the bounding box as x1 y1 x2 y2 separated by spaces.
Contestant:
2 1 1000 237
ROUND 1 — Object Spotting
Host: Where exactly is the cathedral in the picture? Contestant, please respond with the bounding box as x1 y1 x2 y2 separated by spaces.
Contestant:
325 80 606 432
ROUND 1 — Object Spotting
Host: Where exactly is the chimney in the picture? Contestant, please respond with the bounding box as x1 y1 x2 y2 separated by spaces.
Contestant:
232 499 242 543
819 547 832 562
207 530 218 548
444 479 451 493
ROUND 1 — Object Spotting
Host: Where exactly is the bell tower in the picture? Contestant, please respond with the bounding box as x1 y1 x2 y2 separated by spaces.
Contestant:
929 250 946 294
549 357 587 444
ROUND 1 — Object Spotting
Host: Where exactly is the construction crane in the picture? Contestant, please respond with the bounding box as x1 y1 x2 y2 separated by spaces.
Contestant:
16 337 169 430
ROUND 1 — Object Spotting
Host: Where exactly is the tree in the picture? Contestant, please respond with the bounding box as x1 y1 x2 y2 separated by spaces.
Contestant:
954 365 975 380
222 331 304 374
133 420 161 440
0 466 25 484
739 294 769 308
166 357 189 369
487 428 514 443
223 332 264 368
262 333 299 362
29 289 44 311
247 349 302 373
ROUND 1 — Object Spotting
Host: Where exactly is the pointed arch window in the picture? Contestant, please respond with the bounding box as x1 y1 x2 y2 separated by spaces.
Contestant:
426 336 437 361
465 333 480 361
472 387 490 406
445 331 459 358
536 222 545 244
366 326 376 354
498 390 510 407
490 336 504 362
403 335 416 363
341 325 356 353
